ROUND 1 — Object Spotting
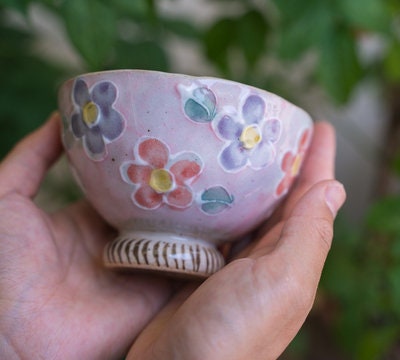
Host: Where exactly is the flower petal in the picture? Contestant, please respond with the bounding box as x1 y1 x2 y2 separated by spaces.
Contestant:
84 126 105 157
299 129 311 152
281 152 294 172
92 81 117 107
71 113 86 138
166 186 193 208
170 159 202 184
242 95 265 124
98 109 125 141
138 138 169 168
133 185 163 209
73 78 90 107
216 115 243 140
263 118 281 143
276 175 292 196
126 164 152 185
248 141 274 169
219 142 247 171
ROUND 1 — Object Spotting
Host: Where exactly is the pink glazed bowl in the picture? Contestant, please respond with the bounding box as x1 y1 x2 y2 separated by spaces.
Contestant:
58 70 313 278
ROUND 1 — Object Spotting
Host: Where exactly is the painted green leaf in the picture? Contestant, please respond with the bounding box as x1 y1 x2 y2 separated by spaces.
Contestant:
201 186 233 203
201 202 231 215
184 87 216 123
200 186 234 214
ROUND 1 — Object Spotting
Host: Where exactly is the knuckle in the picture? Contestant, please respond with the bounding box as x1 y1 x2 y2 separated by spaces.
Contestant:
311 216 334 253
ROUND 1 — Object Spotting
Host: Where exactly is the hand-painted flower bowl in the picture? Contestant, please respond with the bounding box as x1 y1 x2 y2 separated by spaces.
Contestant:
58 70 313 279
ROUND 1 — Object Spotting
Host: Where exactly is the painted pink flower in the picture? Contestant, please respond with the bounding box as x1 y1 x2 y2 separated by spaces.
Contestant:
121 138 203 210
276 129 311 196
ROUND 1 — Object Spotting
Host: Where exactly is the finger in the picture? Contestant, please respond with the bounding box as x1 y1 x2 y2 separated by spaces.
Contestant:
257 121 336 238
0 112 63 198
251 180 346 288
281 121 336 218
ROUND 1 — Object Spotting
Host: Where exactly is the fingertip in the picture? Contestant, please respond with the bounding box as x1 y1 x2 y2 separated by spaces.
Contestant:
324 181 346 217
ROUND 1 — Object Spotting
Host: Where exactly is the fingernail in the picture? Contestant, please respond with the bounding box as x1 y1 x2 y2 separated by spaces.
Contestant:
325 182 346 217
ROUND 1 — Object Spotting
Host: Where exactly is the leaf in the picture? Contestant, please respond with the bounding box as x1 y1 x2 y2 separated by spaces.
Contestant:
184 87 216 123
61 0 117 70
113 39 169 71
162 18 200 39
0 0 29 13
316 24 363 103
201 202 230 215
338 0 391 33
237 10 269 67
201 186 234 203
355 327 399 360
200 186 234 214
384 41 400 83
203 17 237 75
275 6 331 60
98 0 148 19
366 196 400 235
272 0 322 25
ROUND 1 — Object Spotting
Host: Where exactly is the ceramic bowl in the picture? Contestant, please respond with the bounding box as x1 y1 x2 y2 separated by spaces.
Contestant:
58 70 313 278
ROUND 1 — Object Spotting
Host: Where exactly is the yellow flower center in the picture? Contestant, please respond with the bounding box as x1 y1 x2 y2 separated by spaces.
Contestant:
149 169 173 193
291 155 302 177
240 125 261 149
82 101 99 126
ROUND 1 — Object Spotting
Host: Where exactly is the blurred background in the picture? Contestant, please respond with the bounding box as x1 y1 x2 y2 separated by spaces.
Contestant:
1 0 400 358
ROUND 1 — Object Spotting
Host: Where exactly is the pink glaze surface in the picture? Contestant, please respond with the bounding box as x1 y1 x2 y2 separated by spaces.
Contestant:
58 70 313 246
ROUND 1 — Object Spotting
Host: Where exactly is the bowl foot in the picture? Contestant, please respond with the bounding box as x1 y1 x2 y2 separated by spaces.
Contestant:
103 231 225 279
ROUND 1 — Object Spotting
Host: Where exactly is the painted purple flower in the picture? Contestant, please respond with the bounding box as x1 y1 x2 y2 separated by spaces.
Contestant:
71 78 125 160
215 95 281 172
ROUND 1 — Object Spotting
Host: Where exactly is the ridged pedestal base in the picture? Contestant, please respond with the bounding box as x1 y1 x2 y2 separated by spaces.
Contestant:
103 232 225 279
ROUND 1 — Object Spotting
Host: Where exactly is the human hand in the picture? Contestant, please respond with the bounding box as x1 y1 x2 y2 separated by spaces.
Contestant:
126 122 346 360
0 113 174 359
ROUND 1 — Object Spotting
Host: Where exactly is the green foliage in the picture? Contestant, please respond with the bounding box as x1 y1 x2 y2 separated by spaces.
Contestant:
320 198 400 359
0 20 65 158
273 0 393 102
61 0 117 69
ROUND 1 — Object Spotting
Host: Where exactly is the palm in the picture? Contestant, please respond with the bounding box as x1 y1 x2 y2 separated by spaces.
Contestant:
0 115 172 359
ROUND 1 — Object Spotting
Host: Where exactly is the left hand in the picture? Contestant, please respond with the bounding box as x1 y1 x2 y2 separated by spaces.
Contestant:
0 113 174 359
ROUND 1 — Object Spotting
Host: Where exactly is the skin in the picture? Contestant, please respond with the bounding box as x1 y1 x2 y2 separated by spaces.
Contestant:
0 113 345 360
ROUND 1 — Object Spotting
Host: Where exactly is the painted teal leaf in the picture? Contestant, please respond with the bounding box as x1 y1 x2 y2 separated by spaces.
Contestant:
201 186 233 204
200 186 234 214
184 99 210 123
201 202 231 215
184 87 217 123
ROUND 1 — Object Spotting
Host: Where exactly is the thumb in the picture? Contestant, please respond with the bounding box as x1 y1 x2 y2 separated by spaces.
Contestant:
275 180 346 292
